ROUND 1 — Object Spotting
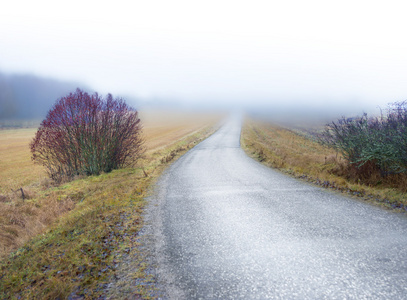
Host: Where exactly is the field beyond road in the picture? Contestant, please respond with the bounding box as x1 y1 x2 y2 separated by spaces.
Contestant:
0 109 219 299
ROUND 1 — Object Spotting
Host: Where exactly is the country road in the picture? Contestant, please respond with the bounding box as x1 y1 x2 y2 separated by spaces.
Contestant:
145 115 407 299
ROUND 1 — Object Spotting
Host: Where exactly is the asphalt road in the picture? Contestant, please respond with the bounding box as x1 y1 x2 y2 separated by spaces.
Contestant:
146 115 407 299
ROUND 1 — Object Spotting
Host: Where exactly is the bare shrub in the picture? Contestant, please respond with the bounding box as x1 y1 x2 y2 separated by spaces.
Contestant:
30 89 144 182
321 101 407 181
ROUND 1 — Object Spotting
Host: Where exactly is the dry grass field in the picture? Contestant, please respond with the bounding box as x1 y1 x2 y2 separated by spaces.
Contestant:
0 128 46 194
241 118 407 210
140 109 218 151
0 110 219 299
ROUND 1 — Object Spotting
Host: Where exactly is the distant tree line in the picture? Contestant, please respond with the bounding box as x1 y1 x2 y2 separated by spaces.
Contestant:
0 72 81 120
321 101 407 178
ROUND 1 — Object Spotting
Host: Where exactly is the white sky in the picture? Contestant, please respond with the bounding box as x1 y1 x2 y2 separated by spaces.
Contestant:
1 0 407 111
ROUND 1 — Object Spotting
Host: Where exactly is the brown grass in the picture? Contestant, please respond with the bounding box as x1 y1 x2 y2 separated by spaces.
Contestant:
0 195 75 254
241 117 407 209
241 119 339 175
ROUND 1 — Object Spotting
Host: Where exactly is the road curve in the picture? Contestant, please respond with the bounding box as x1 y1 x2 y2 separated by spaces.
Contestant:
145 115 407 299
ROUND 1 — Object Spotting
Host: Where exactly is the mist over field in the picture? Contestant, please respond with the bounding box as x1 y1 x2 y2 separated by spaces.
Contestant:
1 1 407 121
0 67 388 124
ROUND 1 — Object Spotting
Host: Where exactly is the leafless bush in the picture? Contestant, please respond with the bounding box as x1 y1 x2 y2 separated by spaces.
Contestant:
30 89 144 181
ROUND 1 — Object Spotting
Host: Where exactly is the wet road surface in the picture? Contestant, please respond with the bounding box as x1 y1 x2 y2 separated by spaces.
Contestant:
146 115 407 299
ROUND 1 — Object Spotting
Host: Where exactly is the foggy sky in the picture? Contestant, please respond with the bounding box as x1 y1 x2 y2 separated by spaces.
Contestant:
1 0 407 113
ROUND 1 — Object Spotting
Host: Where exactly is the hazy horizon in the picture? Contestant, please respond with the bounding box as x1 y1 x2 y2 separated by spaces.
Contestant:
1 0 407 117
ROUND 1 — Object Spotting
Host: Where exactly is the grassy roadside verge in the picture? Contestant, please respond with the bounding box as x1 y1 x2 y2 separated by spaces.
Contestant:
241 118 407 211
0 122 217 299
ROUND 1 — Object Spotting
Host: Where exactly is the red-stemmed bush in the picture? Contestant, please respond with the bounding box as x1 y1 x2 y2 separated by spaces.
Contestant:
30 89 144 181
